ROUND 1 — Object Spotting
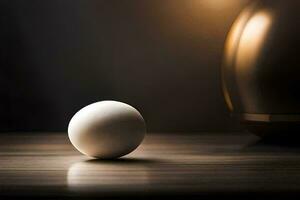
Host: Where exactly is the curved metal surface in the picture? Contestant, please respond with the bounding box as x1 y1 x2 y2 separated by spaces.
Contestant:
223 0 300 115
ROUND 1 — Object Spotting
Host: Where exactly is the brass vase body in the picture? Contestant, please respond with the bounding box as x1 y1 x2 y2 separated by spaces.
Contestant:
223 0 300 137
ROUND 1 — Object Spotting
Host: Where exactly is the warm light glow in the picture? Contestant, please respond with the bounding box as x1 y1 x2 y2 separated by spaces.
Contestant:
233 11 273 109
236 11 272 71
222 9 273 111
224 8 252 67
222 8 254 111
202 0 241 10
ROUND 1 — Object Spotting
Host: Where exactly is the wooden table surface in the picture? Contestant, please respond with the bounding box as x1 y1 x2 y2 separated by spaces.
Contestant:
1 132 300 199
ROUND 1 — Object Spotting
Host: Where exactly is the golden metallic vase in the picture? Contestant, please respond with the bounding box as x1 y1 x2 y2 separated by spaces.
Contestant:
222 0 300 137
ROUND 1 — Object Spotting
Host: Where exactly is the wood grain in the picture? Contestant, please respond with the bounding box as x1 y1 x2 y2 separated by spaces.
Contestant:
1 132 300 198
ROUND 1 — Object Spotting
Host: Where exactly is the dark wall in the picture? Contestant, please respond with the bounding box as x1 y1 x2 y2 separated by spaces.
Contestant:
0 0 248 132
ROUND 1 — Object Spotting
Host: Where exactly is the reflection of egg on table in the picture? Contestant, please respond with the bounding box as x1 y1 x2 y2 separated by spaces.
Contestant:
68 101 146 159
67 161 149 192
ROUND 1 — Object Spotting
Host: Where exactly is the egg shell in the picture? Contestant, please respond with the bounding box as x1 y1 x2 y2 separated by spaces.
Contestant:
68 101 146 159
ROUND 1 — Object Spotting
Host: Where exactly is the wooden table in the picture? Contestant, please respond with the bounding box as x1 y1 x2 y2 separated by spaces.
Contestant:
1 132 300 199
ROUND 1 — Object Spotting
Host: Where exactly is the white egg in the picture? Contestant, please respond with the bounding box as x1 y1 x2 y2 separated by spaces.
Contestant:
68 101 146 159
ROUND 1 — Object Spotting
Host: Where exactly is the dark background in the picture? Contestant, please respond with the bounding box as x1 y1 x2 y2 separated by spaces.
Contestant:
0 0 248 132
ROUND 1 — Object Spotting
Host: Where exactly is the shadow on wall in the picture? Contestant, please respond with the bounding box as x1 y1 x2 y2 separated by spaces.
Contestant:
0 0 248 132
